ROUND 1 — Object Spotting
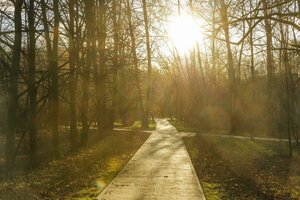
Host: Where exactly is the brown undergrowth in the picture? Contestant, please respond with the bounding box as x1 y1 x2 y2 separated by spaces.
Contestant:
184 136 300 200
0 131 150 200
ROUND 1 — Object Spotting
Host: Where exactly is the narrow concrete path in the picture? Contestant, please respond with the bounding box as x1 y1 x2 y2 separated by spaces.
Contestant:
97 119 206 200
197 133 297 143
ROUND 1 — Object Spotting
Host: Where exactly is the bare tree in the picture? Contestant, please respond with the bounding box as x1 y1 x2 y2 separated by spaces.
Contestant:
94 0 107 131
80 0 94 146
126 0 146 125
220 0 238 134
68 0 79 151
41 0 60 158
6 0 23 177
142 0 153 128
27 0 38 166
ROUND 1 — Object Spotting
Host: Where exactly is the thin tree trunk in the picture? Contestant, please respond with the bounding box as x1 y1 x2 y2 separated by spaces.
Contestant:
95 0 107 131
263 0 274 93
110 0 119 129
69 0 78 151
142 0 152 128
41 0 60 158
51 0 60 158
263 0 277 136
280 18 293 157
248 0 255 140
237 20 245 82
211 0 217 83
6 0 22 177
220 0 237 134
298 0 300 18
126 0 146 124
177 0 181 15
28 0 38 167
81 0 94 146
283 49 293 157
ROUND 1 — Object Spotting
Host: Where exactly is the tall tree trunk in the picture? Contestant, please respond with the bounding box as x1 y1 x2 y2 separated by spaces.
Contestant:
280 18 293 157
126 0 146 124
220 0 237 134
237 20 245 82
95 0 107 131
211 0 217 82
263 0 274 91
298 0 300 18
41 0 60 158
80 66 90 147
51 0 60 158
28 0 38 167
190 0 205 107
177 0 181 15
110 0 119 129
142 0 152 128
69 0 78 151
263 0 275 134
81 0 94 146
6 0 22 177
283 42 293 157
249 0 255 140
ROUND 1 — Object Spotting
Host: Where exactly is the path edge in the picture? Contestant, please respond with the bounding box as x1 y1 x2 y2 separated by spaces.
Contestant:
96 132 153 200
182 140 207 200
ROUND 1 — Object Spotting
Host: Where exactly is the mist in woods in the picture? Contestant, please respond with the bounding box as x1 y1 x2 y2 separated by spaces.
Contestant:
0 0 299 199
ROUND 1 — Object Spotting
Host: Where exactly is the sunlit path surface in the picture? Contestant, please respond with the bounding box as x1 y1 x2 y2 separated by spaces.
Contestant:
97 119 206 200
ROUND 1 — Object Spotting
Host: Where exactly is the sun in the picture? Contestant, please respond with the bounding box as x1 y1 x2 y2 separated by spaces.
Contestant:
168 13 202 55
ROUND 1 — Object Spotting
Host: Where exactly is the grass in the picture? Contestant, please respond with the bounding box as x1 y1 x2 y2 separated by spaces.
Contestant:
184 136 300 199
168 119 197 132
129 120 156 131
113 121 123 128
0 130 150 200
113 119 156 131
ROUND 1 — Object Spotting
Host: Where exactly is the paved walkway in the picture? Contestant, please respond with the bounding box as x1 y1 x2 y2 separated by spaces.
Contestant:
198 133 297 143
97 119 206 200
